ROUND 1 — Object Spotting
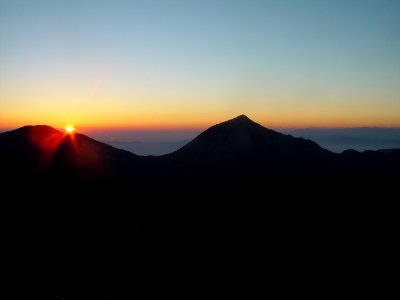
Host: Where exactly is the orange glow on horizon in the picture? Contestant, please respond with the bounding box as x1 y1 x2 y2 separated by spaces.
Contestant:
1 110 400 131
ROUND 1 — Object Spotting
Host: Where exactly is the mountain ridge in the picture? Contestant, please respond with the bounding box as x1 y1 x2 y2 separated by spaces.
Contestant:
1 115 399 188
163 114 336 171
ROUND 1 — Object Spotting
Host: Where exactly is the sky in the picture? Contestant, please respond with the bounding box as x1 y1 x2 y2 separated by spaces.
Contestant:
1 0 399 129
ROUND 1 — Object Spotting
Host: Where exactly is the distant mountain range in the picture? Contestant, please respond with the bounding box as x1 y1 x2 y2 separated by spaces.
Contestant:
288 127 400 153
1 115 399 193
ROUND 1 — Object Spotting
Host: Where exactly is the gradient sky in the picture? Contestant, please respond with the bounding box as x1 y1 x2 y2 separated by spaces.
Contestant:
1 0 399 129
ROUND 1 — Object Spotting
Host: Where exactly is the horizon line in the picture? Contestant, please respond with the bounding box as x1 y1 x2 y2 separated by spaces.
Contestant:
2 123 400 133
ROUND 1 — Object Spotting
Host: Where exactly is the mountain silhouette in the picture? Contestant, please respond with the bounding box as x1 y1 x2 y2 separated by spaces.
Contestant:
165 114 334 164
53 130 145 180
161 115 337 184
1 115 399 189
0 125 148 186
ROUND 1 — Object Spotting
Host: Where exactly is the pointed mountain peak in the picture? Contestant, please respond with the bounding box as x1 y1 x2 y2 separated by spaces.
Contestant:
169 113 333 165
229 114 252 122
201 114 273 136
234 114 251 120
221 115 260 128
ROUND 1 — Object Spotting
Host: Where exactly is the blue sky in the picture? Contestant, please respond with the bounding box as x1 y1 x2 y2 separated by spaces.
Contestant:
1 0 399 128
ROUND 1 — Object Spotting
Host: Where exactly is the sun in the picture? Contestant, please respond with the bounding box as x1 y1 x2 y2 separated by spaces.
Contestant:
65 124 75 134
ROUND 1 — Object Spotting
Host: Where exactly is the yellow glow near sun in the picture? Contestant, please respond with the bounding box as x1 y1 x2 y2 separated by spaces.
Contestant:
65 124 75 134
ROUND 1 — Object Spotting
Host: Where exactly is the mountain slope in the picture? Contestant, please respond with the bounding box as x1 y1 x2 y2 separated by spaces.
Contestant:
0 125 64 180
166 115 335 164
159 115 337 184
0 125 146 184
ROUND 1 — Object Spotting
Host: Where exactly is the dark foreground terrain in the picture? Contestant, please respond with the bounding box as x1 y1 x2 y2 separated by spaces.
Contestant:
2 116 398 298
